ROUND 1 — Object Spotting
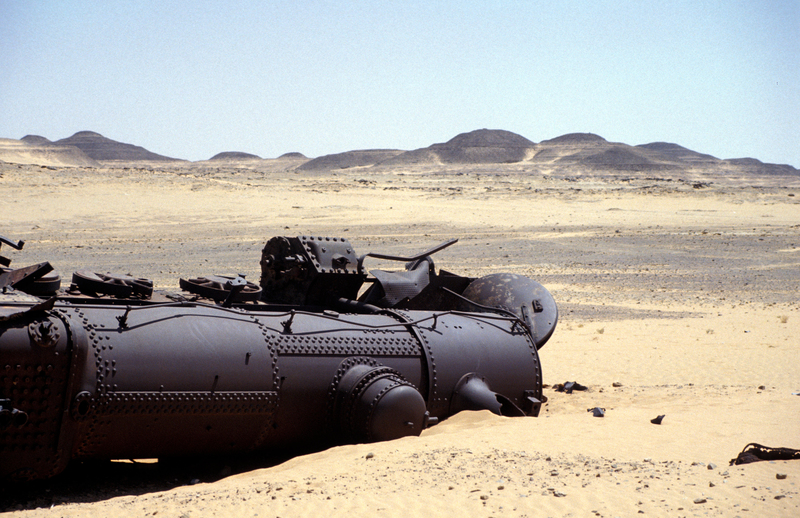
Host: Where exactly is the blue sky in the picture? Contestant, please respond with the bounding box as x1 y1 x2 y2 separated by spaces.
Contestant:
1 1 798 165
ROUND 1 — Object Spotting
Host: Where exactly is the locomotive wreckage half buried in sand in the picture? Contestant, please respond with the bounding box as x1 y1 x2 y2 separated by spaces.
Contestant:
0 233 557 481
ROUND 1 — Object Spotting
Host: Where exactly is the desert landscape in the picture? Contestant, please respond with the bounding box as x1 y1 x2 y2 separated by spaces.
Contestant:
1 129 799 516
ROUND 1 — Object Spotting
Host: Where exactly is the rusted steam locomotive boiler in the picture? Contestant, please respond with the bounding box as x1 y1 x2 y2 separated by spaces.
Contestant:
0 234 557 481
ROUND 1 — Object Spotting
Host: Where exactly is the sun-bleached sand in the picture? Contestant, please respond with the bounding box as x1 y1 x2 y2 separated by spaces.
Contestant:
1 160 799 516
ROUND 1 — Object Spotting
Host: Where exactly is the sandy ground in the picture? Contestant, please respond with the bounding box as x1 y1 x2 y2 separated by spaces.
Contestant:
1 161 799 516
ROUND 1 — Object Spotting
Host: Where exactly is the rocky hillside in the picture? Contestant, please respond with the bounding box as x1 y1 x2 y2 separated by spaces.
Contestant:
208 151 262 160
53 131 178 161
298 149 404 170
0 137 99 167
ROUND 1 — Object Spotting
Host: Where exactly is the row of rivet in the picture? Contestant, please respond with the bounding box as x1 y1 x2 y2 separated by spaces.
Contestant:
277 343 419 356
3 364 55 373
396 310 437 404
92 391 279 415
325 357 379 425
276 334 409 344
254 314 280 448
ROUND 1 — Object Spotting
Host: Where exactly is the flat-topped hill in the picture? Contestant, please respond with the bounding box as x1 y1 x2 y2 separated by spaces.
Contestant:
298 149 404 170
0 137 99 167
209 151 262 160
54 131 178 161
383 129 537 166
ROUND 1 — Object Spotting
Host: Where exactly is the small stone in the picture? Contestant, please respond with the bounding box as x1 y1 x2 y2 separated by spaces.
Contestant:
497 485 504 490
612 382 623 387
553 491 567 497
775 495 786 500
709 482 716 487
776 473 787 480
693 498 707 504
365 452 374 459
707 463 717 470
758 385 766 390
480 495 489 501
588 407 605 417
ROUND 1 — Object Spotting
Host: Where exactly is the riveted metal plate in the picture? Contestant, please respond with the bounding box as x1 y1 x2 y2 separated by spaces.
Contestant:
275 334 420 357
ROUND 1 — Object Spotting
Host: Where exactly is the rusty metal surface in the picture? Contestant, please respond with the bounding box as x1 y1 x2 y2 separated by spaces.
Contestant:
0 234 557 482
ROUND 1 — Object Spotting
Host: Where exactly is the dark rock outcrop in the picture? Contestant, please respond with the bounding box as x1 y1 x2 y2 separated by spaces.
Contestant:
382 129 536 166
298 149 404 170
54 131 178 161
209 151 261 160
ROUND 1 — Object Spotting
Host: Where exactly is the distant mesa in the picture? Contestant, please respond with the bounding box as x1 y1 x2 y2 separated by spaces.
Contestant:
534 134 681 171
209 151 262 161
530 133 609 163
726 157 762 166
540 133 607 144
0 136 99 167
636 142 718 163
54 131 178 161
724 157 798 175
384 129 537 166
435 128 535 148
20 135 52 145
572 146 663 170
278 152 307 159
298 149 404 171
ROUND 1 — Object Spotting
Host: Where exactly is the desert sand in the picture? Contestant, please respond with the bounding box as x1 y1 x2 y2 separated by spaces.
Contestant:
1 159 799 516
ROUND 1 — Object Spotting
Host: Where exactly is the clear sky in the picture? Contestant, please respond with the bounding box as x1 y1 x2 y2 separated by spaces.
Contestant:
1 1 798 166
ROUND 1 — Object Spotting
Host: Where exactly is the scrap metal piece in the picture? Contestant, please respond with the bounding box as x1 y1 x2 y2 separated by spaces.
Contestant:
260 235 364 305
16 270 61 295
179 274 261 302
357 238 458 270
72 270 154 298
0 234 24 268
0 262 54 290
0 235 24 251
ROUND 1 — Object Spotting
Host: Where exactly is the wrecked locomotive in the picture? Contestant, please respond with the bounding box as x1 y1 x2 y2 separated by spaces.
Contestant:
0 234 557 481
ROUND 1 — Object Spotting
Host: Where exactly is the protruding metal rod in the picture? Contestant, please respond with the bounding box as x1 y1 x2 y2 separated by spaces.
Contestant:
358 238 458 271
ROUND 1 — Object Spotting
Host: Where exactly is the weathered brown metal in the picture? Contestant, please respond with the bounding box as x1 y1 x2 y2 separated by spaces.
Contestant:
0 234 557 482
